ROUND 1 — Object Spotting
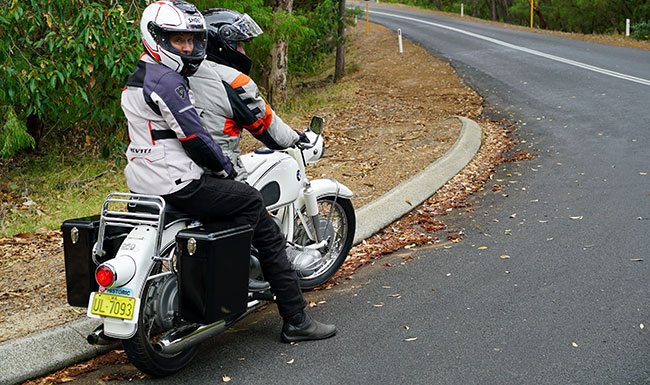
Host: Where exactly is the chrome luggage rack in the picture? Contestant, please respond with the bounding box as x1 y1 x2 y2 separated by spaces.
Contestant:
92 192 167 265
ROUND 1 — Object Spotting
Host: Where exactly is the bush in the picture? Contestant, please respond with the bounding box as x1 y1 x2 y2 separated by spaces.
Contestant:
0 0 143 155
0 0 344 159
0 106 35 158
632 21 650 40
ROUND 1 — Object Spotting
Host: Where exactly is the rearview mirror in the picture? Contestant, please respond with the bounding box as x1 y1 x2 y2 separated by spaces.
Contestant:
309 116 324 135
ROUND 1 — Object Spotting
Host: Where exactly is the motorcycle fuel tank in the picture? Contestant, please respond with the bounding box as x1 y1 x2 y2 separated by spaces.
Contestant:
241 150 301 209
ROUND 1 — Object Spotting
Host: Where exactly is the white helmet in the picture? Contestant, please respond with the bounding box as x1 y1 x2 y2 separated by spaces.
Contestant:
140 0 207 77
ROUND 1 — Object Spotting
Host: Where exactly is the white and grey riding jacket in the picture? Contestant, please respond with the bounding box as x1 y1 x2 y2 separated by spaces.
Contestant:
189 60 299 181
121 54 234 195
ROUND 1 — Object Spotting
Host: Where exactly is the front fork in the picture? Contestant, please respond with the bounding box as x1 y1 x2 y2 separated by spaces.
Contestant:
302 182 323 242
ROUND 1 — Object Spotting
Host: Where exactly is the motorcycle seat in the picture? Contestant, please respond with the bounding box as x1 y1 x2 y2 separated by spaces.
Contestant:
127 197 192 226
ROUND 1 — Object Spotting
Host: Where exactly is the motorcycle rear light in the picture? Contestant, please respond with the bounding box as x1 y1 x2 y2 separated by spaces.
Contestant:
95 265 115 287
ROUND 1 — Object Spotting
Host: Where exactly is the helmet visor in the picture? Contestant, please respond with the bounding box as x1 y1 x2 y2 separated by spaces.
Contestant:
219 14 263 43
160 30 207 59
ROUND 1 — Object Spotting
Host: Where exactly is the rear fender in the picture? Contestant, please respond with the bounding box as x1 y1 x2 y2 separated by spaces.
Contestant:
93 222 185 339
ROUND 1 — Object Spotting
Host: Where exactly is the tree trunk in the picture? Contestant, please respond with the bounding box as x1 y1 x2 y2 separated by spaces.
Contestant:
472 0 478 17
334 0 346 83
268 0 292 106
490 0 497 20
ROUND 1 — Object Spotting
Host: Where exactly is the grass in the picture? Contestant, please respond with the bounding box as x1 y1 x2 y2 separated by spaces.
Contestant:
0 150 127 237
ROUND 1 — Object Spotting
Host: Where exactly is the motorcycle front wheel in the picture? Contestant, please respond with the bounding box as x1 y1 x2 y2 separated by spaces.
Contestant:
293 196 355 289
122 260 198 377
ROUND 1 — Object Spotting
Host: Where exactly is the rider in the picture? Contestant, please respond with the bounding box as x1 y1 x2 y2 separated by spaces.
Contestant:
188 8 307 182
121 0 335 343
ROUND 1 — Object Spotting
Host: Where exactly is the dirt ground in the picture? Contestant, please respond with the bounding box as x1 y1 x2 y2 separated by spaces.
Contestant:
0 21 489 343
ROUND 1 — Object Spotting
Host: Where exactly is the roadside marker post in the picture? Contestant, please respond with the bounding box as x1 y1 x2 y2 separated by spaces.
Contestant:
626 19 630 36
398 28 403 53
362 0 371 35
461 3 464 17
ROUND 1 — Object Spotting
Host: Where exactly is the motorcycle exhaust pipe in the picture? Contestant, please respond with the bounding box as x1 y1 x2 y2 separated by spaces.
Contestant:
87 325 118 346
154 307 257 355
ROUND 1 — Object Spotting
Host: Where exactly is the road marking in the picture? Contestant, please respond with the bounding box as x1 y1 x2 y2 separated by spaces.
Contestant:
370 10 650 87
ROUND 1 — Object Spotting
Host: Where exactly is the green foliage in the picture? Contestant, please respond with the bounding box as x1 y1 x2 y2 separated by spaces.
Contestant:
0 106 35 159
0 0 345 160
632 20 650 39
0 1 144 142
193 0 345 78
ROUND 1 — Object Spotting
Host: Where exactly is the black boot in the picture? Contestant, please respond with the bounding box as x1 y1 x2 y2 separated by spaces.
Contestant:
281 312 337 343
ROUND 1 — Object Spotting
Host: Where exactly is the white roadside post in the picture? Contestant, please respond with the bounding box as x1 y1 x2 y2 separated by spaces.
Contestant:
626 18 630 36
398 28 403 53
461 3 464 17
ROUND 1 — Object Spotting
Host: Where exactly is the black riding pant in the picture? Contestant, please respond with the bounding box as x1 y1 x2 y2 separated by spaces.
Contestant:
164 174 306 319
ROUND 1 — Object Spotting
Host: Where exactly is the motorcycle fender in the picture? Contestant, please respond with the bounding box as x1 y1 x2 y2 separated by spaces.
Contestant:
310 178 353 200
90 224 173 339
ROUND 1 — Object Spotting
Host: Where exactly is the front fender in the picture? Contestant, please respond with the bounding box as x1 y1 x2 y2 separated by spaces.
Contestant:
310 178 353 200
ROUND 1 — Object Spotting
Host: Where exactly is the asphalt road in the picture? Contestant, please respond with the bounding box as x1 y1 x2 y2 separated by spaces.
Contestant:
61 5 650 384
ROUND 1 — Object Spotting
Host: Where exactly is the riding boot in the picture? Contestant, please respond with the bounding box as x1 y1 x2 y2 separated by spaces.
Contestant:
281 311 337 343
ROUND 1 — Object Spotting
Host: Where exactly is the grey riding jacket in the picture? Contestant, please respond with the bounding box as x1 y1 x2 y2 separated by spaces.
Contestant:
121 55 234 195
189 60 299 181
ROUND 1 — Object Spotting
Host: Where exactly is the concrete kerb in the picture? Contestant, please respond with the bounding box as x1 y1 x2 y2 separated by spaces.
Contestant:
0 318 115 385
354 115 483 244
0 116 483 385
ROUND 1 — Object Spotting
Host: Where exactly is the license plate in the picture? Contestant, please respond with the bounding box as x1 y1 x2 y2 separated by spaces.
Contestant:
89 292 137 320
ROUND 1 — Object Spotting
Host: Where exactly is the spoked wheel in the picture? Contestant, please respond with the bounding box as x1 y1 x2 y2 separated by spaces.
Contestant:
122 248 198 377
293 196 355 289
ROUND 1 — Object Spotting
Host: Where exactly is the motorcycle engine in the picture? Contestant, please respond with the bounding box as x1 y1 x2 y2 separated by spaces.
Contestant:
286 246 323 278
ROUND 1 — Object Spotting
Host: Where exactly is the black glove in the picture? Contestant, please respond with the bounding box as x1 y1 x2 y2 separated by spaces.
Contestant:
294 129 310 144
225 167 238 180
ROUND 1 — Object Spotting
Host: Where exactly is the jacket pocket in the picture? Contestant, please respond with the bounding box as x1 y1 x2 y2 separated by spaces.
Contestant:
125 146 175 195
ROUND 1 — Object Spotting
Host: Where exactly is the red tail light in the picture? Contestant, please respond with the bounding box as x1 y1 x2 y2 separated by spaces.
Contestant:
95 265 115 287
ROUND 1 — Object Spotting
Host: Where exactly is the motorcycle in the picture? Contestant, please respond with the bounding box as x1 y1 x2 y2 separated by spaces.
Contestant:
61 116 355 376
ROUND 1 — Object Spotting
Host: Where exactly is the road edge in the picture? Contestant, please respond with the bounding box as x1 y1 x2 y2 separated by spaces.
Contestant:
354 115 482 244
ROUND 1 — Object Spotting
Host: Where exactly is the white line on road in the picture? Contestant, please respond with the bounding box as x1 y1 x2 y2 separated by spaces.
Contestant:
370 9 650 87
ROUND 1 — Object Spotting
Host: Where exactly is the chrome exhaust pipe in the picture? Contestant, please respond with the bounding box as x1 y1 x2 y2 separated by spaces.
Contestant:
87 326 118 346
154 307 257 355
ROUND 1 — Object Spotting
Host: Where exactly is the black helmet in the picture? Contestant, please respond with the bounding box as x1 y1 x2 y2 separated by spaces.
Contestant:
202 8 263 75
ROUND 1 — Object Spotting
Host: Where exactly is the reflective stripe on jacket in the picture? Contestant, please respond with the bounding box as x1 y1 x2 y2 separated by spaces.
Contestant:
189 60 299 181
121 55 234 195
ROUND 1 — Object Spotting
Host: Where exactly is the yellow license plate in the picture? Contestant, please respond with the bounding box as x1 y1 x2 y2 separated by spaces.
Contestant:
90 292 136 320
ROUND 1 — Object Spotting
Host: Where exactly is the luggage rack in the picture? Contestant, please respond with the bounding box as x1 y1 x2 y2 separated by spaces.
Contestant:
92 192 166 265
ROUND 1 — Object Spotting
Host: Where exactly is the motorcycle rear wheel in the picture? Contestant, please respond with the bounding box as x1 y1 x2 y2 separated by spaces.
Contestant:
293 196 355 289
122 262 198 377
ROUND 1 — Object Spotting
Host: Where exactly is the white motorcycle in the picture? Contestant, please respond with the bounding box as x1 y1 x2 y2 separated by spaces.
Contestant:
61 116 355 376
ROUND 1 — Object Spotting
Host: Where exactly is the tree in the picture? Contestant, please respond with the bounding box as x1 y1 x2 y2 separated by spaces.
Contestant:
268 0 292 106
334 0 346 82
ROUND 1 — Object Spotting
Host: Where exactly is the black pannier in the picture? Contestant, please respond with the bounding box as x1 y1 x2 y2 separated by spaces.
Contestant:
61 216 130 307
176 224 253 324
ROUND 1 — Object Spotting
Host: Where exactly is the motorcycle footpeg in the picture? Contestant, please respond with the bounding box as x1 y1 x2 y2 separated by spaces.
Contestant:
248 278 271 292
250 291 275 301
